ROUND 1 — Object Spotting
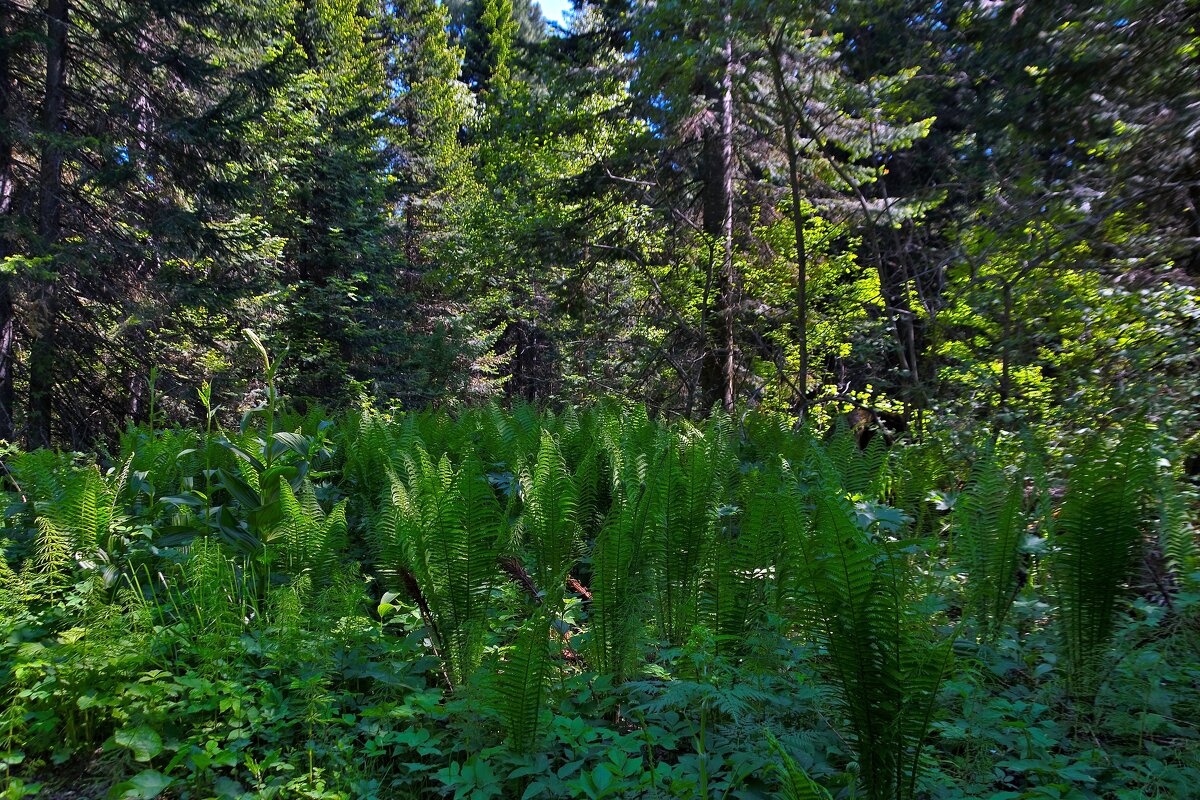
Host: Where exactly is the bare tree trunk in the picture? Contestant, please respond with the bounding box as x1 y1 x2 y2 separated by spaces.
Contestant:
699 5 736 414
717 19 735 414
768 31 809 424
999 278 1012 415
876 251 920 399
28 0 68 449
0 3 17 442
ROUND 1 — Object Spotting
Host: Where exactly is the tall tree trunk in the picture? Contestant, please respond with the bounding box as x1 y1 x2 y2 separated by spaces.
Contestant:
699 6 735 414
877 252 920 394
0 4 17 442
768 32 809 424
28 0 68 449
717 21 734 415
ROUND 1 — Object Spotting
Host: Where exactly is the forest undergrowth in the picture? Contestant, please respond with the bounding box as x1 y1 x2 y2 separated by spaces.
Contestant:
1 393 1198 800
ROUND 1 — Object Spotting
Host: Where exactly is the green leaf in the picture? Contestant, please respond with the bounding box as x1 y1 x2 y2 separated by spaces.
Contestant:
765 731 831 800
272 431 310 455
591 764 612 794
378 590 401 617
107 769 173 799
243 328 271 372
215 468 261 510
114 725 163 762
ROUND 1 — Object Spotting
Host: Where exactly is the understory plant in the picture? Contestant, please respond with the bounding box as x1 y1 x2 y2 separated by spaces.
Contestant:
2 403 1195 799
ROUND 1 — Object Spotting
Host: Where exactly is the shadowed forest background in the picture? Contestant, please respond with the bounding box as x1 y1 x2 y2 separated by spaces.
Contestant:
0 0 1195 446
1 2 1199 799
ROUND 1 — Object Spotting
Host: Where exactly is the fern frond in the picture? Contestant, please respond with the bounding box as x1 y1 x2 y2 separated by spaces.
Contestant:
34 516 72 577
824 420 887 498
765 730 833 800
0 552 26 611
573 445 604 540
589 478 651 680
789 463 953 800
393 448 502 687
882 441 948 536
955 446 1029 637
1053 425 1156 694
338 410 402 515
523 432 581 594
369 470 417 584
490 592 558 752
278 480 347 587
1157 474 1199 590
29 463 119 582
702 464 775 655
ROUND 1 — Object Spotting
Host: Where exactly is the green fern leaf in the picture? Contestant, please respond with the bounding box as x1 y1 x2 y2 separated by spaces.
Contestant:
765 730 833 800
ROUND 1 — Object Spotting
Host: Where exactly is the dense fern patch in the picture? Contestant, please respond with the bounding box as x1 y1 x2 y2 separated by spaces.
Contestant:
1 404 1198 799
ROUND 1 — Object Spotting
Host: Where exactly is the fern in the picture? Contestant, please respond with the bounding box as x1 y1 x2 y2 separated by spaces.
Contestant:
277 479 347 586
118 427 204 508
765 730 833 800
703 465 779 656
0 551 23 611
9 450 74 508
338 410 402 515
589 463 652 680
479 403 520 469
652 427 719 644
393 446 503 686
1156 472 1199 591
825 420 888 498
508 401 545 464
954 446 1030 637
490 591 559 752
757 460 812 621
787 461 953 800
520 432 581 594
573 444 605 541
31 460 127 583
369 470 417 586
1053 426 1156 694
882 441 948 537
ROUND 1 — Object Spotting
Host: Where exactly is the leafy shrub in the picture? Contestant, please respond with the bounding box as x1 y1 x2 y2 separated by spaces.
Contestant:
1 404 1195 799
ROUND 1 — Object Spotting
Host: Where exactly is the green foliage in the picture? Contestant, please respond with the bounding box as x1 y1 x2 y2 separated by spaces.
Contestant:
646 419 730 645
954 443 1034 637
386 445 503 686
825 422 889 498
1 0 1198 795
589 466 652 681
24 457 129 587
521 431 581 592
489 591 559 752
2 404 1197 799
1156 469 1200 591
766 730 833 800
790 462 954 800
1053 425 1158 694
277 479 347 586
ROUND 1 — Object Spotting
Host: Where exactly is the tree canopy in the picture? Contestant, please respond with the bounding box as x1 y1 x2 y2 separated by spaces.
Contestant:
0 0 1193 449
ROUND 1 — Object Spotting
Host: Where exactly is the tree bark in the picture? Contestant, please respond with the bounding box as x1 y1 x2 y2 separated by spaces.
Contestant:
698 6 736 414
876 252 921 391
0 4 17 442
768 31 809 424
28 0 68 449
